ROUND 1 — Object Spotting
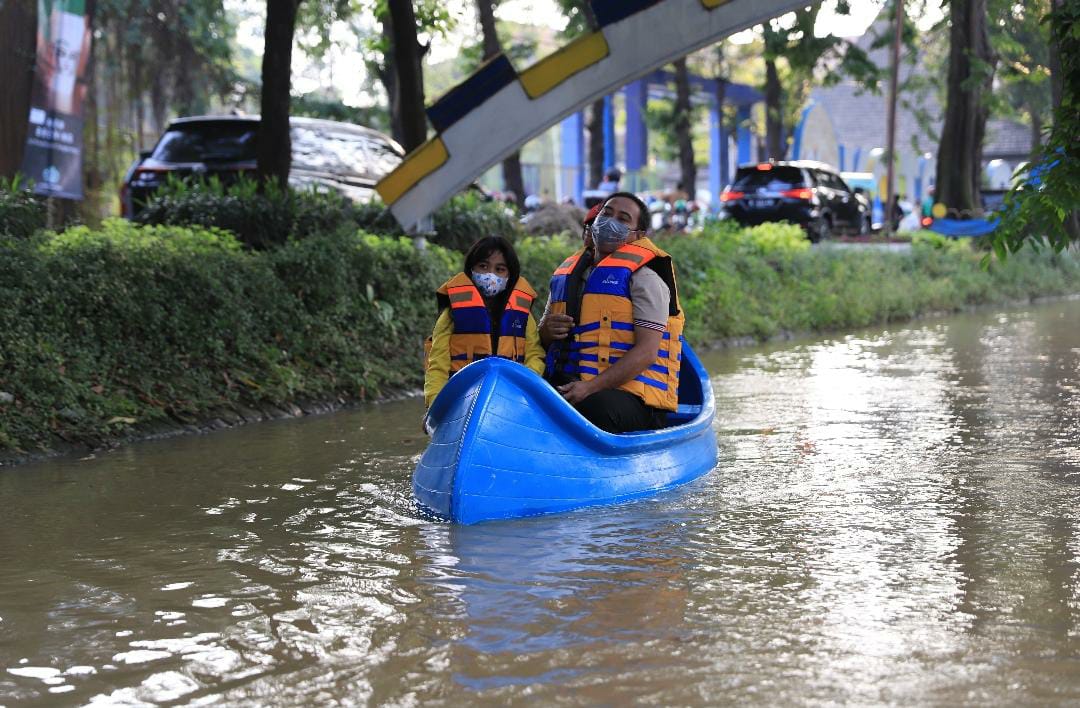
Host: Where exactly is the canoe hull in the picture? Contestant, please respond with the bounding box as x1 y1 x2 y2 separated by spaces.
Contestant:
415 344 717 524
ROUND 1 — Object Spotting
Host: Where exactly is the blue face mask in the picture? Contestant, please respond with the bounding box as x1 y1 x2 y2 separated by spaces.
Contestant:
472 271 508 297
591 215 632 249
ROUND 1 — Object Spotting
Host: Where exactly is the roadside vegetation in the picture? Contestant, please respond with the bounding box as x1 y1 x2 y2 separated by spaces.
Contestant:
2 185 1077 459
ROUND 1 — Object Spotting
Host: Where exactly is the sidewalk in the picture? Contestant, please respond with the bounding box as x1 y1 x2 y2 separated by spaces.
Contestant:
818 240 912 252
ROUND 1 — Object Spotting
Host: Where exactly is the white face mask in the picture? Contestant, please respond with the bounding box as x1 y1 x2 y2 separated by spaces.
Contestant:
472 271 508 296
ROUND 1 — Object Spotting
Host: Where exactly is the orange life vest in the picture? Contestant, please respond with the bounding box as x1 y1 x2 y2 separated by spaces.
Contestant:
545 239 684 411
434 273 536 374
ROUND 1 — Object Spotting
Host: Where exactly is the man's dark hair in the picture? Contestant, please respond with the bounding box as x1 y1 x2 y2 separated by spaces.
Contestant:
603 191 650 233
463 236 521 295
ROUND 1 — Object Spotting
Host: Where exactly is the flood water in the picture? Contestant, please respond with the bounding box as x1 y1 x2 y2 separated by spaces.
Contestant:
2 300 1079 705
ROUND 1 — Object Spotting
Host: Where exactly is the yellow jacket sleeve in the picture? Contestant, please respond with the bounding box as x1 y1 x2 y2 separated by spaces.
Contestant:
424 309 454 408
525 315 546 376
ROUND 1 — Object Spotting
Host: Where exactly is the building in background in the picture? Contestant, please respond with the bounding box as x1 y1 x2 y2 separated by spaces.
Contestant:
794 15 1038 208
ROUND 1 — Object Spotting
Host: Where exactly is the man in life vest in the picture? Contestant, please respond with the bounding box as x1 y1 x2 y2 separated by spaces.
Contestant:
539 192 685 433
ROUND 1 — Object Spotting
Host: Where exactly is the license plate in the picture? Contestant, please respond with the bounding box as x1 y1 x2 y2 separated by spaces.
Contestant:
750 199 774 208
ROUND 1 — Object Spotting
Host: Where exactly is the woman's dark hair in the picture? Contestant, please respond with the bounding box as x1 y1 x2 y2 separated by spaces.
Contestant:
463 236 520 295
603 191 650 232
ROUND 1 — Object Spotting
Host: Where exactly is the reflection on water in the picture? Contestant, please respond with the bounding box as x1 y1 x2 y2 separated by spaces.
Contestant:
420 505 699 696
1 300 1078 704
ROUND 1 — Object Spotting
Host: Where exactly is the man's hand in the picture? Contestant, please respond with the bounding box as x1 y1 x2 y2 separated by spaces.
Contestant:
557 380 596 405
540 313 575 344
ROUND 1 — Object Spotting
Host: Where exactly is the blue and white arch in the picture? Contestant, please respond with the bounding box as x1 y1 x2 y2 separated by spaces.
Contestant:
376 0 818 231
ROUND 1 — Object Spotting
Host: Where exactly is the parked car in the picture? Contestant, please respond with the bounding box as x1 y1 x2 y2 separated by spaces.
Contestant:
980 188 1008 213
719 160 871 241
120 115 405 218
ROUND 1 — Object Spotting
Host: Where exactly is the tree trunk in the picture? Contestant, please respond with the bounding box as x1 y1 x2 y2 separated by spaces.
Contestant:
1048 0 1063 113
83 0 101 221
673 57 696 196
387 0 427 152
764 58 784 159
1047 0 1078 240
132 48 144 152
476 0 525 207
935 0 995 215
104 22 117 187
587 99 605 189
1029 102 1042 161
714 48 727 116
151 72 167 137
376 13 404 146
578 0 605 190
716 73 728 188
257 0 301 190
0 0 37 179
501 151 526 206
715 43 729 187
476 0 501 58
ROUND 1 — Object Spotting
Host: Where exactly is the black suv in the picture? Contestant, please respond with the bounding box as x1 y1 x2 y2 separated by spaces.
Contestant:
719 161 871 241
121 115 404 218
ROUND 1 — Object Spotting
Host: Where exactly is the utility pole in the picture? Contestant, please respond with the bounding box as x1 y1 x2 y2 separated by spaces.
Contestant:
884 0 904 237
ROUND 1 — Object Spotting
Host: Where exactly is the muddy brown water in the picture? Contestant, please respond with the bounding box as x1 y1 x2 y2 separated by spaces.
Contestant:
2 301 1078 705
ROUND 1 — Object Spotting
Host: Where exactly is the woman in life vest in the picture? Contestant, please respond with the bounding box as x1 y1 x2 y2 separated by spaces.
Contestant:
424 237 545 410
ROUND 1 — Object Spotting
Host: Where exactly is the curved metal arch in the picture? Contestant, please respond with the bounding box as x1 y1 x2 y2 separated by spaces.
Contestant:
377 0 811 232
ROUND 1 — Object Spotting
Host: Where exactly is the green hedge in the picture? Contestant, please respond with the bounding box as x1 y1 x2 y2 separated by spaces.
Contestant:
136 177 367 249
0 177 47 239
0 220 455 453
138 177 520 252
1 218 1078 456
658 224 1080 342
353 190 521 253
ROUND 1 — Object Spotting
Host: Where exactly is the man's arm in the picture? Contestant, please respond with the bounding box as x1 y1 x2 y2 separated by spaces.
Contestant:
558 266 670 404
538 294 574 348
557 326 662 404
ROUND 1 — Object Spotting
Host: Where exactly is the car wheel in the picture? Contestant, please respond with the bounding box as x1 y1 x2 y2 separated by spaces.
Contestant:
809 217 830 243
859 215 872 236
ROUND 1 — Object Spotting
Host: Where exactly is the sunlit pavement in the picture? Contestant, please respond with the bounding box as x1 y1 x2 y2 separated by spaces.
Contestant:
817 240 913 252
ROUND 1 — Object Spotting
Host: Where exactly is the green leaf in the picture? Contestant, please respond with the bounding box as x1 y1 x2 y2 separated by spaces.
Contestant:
993 238 1008 262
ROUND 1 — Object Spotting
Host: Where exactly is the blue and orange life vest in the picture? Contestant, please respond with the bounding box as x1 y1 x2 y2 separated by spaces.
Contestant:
545 238 684 411
433 273 537 374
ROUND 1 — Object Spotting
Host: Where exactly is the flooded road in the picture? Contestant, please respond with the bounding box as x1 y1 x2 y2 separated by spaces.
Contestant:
2 300 1079 705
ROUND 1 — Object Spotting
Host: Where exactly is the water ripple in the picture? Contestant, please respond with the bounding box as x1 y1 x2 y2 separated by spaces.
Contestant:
2 304 1079 704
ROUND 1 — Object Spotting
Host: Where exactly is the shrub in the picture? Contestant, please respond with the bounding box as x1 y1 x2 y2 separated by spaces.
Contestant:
910 229 976 256
515 233 579 306
137 175 359 248
431 192 521 252
4 202 1079 457
141 178 522 254
356 192 522 252
0 176 47 239
0 221 457 453
741 222 811 260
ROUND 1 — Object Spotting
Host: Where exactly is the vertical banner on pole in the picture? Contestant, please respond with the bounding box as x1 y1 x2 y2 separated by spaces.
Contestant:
20 0 92 200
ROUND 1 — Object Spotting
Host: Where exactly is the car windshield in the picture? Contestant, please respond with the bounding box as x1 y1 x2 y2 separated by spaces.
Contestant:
149 120 403 182
733 166 805 190
151 123 258 163
290 126 402 182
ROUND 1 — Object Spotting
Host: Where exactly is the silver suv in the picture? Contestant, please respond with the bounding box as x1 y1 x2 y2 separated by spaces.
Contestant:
121 115 404 217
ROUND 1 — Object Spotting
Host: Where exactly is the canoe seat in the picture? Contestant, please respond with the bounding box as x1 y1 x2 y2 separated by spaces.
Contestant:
666 403 701 425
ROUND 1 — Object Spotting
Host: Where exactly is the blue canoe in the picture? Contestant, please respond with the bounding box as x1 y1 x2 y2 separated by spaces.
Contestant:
414 341 718 524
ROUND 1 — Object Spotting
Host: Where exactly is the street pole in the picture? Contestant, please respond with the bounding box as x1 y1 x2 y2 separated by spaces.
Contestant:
884 0 904 238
